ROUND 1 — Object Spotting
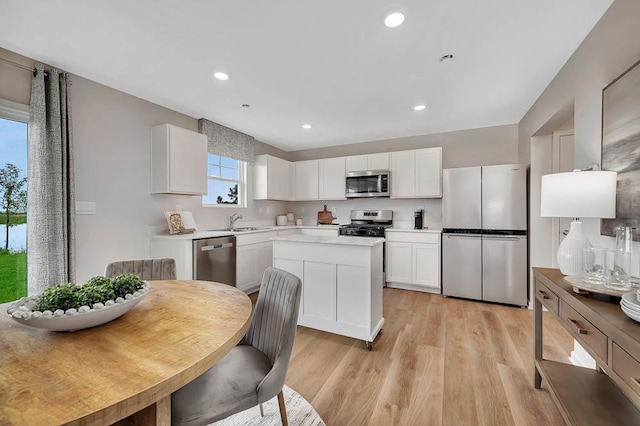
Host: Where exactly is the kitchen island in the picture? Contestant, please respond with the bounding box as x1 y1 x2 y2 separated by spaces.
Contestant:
272 234 384 349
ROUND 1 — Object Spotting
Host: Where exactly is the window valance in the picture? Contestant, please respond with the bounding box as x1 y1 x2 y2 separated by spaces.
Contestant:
198 118 255 163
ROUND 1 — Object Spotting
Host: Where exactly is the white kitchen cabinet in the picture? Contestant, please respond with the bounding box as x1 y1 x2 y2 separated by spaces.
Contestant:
236 241 273 293
346 155 368 172
253 154 292 200
346 153 390 172
389 147 442 198
236 231 277 293
386 242 413 283
412 244 440 287
294 160 319 200
390 150 415 197
319 157 346 200
415 147 442 197
385 231 441 293
150 237 193 280
299 227 339 237
151 124 207 195
272 236 384 347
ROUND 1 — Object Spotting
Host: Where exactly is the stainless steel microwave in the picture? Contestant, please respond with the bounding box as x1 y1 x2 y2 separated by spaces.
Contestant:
345 170 390 198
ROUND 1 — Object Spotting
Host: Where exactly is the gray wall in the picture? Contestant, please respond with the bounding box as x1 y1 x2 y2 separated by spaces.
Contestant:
0 48 289 282
519 0 640 167
519 0 640 297
290 124 519 168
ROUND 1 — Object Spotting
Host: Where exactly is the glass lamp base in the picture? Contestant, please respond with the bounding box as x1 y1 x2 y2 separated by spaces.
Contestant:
557 220 590 276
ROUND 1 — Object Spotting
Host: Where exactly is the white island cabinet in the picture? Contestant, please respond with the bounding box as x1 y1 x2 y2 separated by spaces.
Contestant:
272 235 384 350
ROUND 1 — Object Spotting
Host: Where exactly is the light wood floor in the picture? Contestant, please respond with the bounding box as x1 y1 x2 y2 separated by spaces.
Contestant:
273 288 574 426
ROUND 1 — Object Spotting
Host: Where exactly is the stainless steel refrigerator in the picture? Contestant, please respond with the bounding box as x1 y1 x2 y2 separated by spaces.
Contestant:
442 164 527 306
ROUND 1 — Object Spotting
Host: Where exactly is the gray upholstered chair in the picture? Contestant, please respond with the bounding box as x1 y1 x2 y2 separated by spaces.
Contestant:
171 267 302 426
104 258 177 280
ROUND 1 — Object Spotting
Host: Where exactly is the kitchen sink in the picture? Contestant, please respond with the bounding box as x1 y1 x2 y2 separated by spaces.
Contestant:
207 227 273 232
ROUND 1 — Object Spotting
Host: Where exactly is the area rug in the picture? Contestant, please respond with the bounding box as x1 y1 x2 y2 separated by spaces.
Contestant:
212 385 326 426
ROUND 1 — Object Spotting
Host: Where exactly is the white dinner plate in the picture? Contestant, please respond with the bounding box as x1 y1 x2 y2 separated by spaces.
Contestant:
621 305 640 323
621 299 640 315
622 292 640 309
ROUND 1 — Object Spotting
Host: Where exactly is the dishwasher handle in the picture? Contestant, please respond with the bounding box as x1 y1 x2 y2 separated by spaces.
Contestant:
482 236 524 241
201 242 234 251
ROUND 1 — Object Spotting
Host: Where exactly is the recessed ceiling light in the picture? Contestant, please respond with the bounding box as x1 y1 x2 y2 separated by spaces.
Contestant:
213 72 229 80
302 124 312 129
439 54 454 62
414 104 426 111
384 12 405 28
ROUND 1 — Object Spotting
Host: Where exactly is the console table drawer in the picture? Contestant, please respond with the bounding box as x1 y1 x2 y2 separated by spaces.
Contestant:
560 301 607 361
535 280 558 315
613 343 640 397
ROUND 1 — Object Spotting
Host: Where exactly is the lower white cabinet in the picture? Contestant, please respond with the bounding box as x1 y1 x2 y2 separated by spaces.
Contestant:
237 241 273 293
273 237 384 346
236 231 278 293
385 231 441 293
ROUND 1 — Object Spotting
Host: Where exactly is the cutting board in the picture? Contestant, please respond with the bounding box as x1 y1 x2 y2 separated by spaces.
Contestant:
317 205 335 225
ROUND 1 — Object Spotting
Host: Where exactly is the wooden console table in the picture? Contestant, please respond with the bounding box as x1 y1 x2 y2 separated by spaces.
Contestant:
533 268 640 425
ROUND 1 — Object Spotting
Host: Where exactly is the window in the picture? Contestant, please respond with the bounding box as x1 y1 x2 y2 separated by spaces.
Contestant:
202 154 247 207
0 99 29 303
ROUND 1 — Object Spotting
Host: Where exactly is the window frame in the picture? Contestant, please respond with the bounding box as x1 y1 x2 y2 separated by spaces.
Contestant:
202 154 248 208
0 98 29 303
0 99 29 123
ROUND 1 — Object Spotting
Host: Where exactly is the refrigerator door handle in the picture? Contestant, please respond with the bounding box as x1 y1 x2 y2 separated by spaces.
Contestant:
482 236 523 241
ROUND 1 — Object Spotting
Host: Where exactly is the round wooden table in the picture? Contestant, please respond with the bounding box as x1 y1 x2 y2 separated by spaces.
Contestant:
0 280 252 425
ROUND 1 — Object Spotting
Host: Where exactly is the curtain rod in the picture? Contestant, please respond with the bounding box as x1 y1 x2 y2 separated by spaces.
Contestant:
0 56 49 77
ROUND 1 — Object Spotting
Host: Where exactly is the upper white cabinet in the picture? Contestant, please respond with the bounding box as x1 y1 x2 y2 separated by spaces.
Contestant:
294 160 319 200
390 150 415 198
346 153 390 172
390 147 442 198
252 147 441 201
253 154 292 201
151 124 207 195
319 157 346 200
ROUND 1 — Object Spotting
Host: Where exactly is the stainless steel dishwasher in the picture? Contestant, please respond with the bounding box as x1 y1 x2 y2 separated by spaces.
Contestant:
193 236 236 286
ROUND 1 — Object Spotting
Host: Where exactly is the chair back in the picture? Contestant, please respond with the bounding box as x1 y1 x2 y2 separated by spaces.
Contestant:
104 258 177 280
244 266 301 372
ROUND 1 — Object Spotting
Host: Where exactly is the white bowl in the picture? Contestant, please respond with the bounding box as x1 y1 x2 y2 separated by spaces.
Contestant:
6 282 150 332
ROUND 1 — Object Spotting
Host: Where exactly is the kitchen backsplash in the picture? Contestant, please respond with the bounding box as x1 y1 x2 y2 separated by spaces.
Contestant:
288 198 442 229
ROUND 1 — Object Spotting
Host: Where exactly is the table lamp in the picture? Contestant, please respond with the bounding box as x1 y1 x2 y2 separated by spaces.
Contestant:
540 170 617 276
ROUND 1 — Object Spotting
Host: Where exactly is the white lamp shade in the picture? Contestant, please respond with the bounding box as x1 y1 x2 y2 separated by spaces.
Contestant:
540 171 617 218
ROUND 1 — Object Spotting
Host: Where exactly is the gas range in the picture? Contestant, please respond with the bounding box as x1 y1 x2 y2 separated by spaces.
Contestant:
339 210 393 238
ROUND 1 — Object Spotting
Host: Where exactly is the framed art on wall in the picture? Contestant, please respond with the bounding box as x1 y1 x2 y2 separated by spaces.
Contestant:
601 59 640 238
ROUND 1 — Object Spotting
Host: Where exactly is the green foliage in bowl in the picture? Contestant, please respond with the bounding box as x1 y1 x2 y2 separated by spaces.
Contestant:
33 274 145 312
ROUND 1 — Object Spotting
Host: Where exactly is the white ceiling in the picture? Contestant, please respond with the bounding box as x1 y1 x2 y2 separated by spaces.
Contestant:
0 0 612 152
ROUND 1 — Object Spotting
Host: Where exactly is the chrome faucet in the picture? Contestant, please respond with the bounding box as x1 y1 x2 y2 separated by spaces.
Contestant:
229 213 243 230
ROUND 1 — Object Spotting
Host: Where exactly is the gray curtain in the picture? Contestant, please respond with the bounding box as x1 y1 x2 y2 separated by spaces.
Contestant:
198 118 255 163
27 64 76 294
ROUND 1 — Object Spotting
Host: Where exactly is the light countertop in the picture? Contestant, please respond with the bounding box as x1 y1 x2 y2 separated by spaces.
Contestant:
150 224 340 240
272 234 385 247
386 228 442 234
